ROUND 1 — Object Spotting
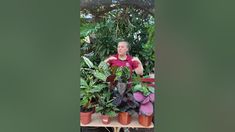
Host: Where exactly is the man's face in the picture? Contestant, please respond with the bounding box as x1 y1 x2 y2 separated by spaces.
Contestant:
117 42 128 55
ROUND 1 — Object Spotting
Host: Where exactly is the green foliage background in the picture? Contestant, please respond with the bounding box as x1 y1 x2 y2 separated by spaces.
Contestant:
80 5 155 75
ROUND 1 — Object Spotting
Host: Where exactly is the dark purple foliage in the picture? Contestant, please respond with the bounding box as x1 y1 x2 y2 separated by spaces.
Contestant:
112 87 139 114
106 75 116 82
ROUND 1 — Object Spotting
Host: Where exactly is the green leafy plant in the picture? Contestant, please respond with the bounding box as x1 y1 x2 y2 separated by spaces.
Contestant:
132 84 154 96
80 57 119 116
80 77 107 112
80 56 110 112
114 66 131 83
95 91 119 117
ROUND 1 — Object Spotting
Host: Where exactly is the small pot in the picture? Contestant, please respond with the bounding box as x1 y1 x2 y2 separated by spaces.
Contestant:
118 112 131 125
80 111 92 124
138 114 153 127
101 115 110 124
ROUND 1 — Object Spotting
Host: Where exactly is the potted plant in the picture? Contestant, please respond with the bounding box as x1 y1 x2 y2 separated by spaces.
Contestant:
80 56 108 124
80 76 108 124
113 88 139 125
108 66 137 125
95 90 119 124
132 83 155 127
112 84 139 125
80 77 96 124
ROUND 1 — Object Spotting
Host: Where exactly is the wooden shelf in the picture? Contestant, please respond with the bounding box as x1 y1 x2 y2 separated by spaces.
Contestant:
81 113 154 128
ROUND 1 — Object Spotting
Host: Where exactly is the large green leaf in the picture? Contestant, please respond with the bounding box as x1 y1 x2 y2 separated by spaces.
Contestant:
88 79 96 88
82 56 94 68
148 86 155 93
132 84 142 92
95 106 103 112
91 84 107 92
80 98 89 106
98 61 108 69
143 88 150 96
132 84 151 96
93 70 107 81
80 78 88 87
80 23 96 38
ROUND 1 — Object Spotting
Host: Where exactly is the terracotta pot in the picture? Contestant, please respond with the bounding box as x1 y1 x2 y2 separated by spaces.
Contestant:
101 115 110 124
138 114 153 127
80 111 92 124
118 112 131 125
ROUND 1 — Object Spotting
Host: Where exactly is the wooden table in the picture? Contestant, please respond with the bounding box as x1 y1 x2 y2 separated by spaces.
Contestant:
81 113 154 132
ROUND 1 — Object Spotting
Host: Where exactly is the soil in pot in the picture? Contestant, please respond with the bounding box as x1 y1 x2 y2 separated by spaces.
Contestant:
101 115 110 124
80 111 92 125
138 114 153 127
118 112 131 125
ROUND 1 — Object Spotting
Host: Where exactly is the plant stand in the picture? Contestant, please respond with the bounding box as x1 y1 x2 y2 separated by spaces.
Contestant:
113 127 121 132
80 113 154 132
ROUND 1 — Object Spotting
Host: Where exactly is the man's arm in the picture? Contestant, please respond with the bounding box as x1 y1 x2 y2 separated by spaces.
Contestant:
132 57 144 75
135 63 144 75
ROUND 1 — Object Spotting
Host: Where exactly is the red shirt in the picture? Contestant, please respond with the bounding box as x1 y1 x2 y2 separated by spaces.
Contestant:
107 54 139 73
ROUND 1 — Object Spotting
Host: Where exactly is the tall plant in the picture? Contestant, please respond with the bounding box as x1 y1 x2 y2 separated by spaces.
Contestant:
80 56 111 112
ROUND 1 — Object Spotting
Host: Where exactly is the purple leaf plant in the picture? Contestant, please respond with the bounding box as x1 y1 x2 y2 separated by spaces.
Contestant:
133 86 155 116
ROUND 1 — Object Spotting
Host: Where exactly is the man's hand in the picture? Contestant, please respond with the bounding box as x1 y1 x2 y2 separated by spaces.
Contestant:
132 57 141 63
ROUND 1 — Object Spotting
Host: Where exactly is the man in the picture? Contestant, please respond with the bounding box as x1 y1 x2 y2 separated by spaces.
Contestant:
104 40 144 76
